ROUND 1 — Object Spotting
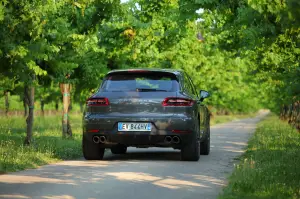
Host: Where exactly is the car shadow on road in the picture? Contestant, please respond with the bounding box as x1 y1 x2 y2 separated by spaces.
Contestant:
103 149 181 161
0 114 270 199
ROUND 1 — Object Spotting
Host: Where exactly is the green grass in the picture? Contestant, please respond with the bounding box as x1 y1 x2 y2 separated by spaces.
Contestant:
218 114 300 199
0 114 82 173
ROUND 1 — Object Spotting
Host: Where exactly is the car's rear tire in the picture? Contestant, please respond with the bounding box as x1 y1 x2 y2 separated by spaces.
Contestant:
111 144 127 154
200 126 210 155
181 123 200 161
201 115 210 155
82 136 105 160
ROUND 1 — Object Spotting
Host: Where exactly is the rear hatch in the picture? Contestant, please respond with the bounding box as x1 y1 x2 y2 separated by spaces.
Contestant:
90 70 180 115
86 70 193 131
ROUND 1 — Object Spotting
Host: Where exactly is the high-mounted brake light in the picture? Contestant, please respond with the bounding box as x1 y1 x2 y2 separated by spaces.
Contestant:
127 69 148 73
162 97 194 107
86 97 110 106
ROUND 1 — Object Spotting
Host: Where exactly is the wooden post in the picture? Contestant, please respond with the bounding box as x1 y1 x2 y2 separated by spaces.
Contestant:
60 83 72 138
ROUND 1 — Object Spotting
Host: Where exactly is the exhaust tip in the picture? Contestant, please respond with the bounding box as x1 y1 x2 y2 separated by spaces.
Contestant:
164 136 172 143
172 136 180 144
99 136 106 143
93 136 100 144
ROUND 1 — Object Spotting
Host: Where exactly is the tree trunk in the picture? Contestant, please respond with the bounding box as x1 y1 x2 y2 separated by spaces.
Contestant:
69 97 72 111
41 99 45 116
60 83 72 138
296 101 300 131
23 97 28 117
55 101 59 111
80 102 83 112
24 85 35 145
4 90 9 116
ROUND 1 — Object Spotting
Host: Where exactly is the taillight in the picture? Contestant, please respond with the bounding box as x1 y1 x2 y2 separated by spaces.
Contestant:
88 129 99 133
86 98 109 106
162 97 194 106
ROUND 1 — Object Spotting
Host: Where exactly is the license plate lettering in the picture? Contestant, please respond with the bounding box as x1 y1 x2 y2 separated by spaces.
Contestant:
118 122 151 131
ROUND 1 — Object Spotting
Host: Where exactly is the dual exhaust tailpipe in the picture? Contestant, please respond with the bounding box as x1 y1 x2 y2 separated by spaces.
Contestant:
93 136 106 144
164 136 180 144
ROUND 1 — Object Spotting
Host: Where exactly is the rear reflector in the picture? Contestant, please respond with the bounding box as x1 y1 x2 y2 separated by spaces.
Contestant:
88 129 99 133
162 97 194 106
172 130 191 134
86 97 109 106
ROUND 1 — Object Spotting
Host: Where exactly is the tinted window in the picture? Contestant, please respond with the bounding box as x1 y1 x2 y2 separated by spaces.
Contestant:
187 75 198 97
183 74 194 94
101 72 179 92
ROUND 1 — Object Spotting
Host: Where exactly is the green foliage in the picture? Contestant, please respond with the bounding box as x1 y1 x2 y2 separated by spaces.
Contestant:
200 0 300 112
0 0 299 115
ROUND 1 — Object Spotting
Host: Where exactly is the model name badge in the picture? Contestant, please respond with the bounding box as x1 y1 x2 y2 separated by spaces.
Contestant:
118 98 151 104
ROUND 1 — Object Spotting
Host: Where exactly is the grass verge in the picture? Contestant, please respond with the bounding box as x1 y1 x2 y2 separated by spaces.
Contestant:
218 114 300 199
0 114 82 173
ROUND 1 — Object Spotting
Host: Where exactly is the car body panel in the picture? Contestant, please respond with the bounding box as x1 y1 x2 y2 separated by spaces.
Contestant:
83 68 209 149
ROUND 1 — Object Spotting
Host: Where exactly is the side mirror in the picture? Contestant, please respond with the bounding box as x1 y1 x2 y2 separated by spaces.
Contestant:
199 90 210 102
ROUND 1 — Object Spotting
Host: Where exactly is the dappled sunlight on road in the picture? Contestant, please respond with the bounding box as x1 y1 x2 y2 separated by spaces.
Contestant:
105 172 161 182
0 114 267 199
0 154 224 198
0 195 31 198
225 141 247 146
0 175 76 185
54 160 119 167
222 149 245 153
153 178 209 189
104 171 210 189
181 174 226 187
42 195 76 199
221 146 245 153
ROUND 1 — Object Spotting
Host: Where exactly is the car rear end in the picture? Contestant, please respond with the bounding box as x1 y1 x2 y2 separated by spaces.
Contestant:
83 69 198 149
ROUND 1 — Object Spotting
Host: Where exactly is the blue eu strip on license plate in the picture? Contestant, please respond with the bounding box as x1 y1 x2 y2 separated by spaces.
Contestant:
118 122 151 131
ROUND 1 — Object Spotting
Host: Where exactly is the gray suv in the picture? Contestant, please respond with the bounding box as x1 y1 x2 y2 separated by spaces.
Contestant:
82 68 210 161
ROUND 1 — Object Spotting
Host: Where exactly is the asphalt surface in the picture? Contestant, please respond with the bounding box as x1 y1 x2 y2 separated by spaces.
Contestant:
0 112 269 199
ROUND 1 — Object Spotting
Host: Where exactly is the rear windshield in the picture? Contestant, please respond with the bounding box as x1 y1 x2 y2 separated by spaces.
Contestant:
100 71 179 92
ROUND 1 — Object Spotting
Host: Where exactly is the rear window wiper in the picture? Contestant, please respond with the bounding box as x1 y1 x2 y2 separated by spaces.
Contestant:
136 88 168 92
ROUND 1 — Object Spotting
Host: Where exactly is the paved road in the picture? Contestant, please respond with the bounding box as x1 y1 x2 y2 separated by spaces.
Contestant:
0 112 269 199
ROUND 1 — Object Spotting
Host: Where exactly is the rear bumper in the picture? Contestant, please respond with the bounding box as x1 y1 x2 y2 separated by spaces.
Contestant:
83 132 194 149
83 113 195 133
83 113 197 148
